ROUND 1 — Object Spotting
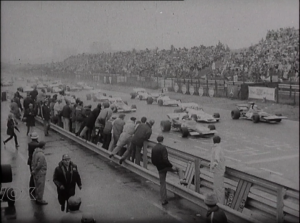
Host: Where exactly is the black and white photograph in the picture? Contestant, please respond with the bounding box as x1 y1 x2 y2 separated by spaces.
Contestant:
1 1 299 223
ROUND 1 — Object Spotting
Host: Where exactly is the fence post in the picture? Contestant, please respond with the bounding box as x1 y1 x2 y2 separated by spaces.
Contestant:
143 141 149 169
276 186 286 223
194 158 201 193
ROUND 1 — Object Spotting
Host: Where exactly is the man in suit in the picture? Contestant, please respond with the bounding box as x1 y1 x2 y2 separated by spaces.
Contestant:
41 99 51 136
151 135 187 205
27 132 40 199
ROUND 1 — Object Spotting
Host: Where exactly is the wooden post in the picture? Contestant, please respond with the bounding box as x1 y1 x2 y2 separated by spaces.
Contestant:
276 187 286 223
194 158 201 193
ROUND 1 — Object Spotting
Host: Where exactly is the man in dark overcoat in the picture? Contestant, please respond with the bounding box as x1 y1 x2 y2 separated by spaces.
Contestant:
53 154 82 212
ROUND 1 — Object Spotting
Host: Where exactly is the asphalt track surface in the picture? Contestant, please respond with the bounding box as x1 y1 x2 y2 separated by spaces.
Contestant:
71 86 299 186
1 101 204 223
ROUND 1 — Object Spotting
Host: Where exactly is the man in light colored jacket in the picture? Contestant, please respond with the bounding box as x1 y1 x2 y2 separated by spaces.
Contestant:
31 141 48 205
109 117 136 158
108 113 126 152
209 135 225 205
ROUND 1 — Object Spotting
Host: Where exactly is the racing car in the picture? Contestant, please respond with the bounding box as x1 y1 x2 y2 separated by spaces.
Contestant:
152 95 181 106
160 112 217 138
90 92 109 103
130 88 148 99
108 97 137 113
174 103 220 123
231 102 287 123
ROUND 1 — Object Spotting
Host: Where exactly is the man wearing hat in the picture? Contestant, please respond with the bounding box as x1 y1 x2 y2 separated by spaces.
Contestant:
27 132 40 198
60 196 82 223
204 192 228 223
109 116 136 158
210 135 226 204
108 113 126 152
120 119 154 166
151 135 187 205
31 141 48 205
41 99 51 136
81 212 96 223
53 154 82 212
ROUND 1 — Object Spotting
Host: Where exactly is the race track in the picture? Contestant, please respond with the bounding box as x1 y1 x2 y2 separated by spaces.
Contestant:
3 76 299 186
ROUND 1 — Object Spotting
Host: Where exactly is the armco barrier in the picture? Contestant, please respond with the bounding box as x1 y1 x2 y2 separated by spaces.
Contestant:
35 117 298 223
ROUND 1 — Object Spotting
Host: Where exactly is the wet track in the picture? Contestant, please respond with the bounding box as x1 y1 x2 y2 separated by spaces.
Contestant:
1 101 203 223
71 87 299 185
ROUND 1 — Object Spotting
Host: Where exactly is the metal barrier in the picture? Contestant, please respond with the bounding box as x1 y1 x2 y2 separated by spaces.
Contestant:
35 117 298 223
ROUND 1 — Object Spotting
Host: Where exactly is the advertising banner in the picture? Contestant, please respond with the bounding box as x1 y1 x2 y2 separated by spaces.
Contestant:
248 86 276 101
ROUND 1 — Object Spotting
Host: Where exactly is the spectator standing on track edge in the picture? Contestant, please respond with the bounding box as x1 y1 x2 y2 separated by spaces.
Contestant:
101 116 116 150
94 102 112 143
41 99 51 136
3 113 20 148
209 135 226 205
24 103 36 136
120 119 154 165
151 135 187 205
53 154 82 212
61 100 72 131
27 132 40 199
108 113 126 152
31 141 48 205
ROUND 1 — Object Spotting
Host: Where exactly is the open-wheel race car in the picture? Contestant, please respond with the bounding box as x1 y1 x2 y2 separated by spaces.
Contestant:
130 88 150 100
160 112 217 138
149 95 181 106
231 102 287 123
173 102 220 123
108 97 137 113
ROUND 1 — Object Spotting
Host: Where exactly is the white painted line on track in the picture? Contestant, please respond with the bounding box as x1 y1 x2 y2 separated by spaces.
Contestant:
259 168 283 176
245 154 299 164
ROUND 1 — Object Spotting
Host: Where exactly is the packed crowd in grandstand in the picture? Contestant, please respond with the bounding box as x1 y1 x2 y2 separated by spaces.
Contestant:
35 28 299 83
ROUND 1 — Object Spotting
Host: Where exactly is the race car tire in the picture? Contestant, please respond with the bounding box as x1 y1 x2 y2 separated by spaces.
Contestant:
191 114 197 121
160 121 171 132
103 93 107 96
208 124 216 130
181 127 189 138
130 93 136 99
275 119 282 123
124 101 128 105
139 95 143 100
147 97 153 104
213 113 220 118
174 108 183 113
131 105 137 109
275 113 282 116
252 114 260 123
158 100 163 106
112 106 118 113
231 109 240 119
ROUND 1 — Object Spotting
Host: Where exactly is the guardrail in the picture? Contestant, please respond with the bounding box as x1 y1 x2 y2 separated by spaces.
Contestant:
35 117 299 223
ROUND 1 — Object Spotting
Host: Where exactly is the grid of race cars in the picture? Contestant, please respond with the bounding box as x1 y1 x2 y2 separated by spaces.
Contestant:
17 78 287 140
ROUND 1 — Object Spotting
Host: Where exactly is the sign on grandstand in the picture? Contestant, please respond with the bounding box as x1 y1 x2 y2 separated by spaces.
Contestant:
198 87 204 96
248 86 276 101
181 84 187 94
189 85 195 95
208 87 215 97
174 83 179 92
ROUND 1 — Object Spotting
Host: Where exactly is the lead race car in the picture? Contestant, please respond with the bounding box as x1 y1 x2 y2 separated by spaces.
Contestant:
108 97 137 113
148 95 181 106
175 102 220 123
231 102 287 123
130 88 148 99
160 112 217 138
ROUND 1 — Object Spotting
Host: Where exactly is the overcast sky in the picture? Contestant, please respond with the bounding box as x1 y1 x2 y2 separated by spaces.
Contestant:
1 0 299 64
